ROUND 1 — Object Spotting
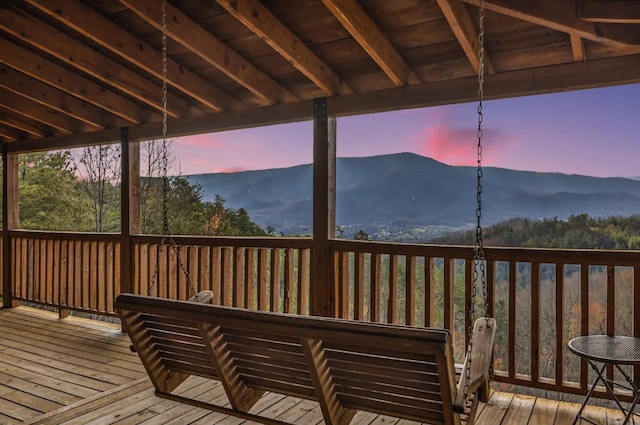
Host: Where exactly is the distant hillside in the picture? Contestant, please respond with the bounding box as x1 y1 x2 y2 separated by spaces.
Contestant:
433 214 640 249
186 153 640 239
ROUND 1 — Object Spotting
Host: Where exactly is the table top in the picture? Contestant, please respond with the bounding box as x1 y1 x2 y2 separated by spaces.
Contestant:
568 335 640 365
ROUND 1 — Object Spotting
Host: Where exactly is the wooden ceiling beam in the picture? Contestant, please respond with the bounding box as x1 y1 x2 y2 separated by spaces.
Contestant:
577 0 640 24
570 34 585 61
121 0 297 105
321 0 420 86
215 0 352 96
0 39 150 124
0 124 28 143
0 107 53 138
459 0 640 46
13 54 640 154
0 8 191 119
0 66 127 129
26 0 243 113
0 87 91 134
436 0 496 74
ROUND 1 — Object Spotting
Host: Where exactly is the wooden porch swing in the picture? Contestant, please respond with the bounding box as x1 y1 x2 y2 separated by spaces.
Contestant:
116 1 496 424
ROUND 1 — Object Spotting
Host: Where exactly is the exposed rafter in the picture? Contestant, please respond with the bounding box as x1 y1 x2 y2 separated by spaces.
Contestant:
26 0 243 113
0 40 150 124
458 0 640 46
436 0 496 74
120 0 298 105
216 0 352 96
0 66 127 129
0 8 191 118
0 88 91 134
577 0 640 24
570 34 586 61
321 0 420 86
0 107 52 138
0 125 26 143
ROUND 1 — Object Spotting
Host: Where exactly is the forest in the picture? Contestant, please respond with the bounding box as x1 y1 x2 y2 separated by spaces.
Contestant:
11 144 268 237
434 213 640 250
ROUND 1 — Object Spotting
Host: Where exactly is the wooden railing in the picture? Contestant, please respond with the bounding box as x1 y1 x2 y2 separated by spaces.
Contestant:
330 239 640 401
6 230 640 401
9 231 311 317
131 235 312 315
10 231 120 315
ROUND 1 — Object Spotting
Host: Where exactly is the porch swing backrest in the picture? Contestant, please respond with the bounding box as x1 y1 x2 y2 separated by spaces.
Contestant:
115 293 495 425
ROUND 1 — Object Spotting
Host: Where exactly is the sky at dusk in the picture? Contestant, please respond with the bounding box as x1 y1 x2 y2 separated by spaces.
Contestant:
175 83 640 178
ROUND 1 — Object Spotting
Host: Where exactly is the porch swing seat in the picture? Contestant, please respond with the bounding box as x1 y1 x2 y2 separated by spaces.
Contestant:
115 293 495 425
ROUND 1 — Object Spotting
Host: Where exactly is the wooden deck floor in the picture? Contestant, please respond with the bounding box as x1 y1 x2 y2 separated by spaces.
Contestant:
0 306 631 425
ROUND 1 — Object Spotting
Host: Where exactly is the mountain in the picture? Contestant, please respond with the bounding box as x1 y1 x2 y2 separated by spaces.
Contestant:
186 153 640 239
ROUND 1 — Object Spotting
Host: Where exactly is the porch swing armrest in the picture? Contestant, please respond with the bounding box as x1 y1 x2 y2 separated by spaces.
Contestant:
452 317 497 414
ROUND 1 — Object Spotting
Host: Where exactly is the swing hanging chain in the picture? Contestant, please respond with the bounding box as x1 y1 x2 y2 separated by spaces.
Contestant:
464 0 489 404
475 0 488 320
161 0 170 240
149 0 196 297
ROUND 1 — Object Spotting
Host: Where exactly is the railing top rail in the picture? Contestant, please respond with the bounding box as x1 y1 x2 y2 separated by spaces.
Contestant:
9 229 121 242
132 235 313 249
329 239 640 266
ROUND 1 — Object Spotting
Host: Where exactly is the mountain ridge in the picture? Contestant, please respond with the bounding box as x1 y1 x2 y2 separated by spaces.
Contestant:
186 153 640 239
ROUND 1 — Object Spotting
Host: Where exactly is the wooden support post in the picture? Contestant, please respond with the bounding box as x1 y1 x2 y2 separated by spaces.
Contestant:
2 143 19 308
120 128 140 298
310 98 336 317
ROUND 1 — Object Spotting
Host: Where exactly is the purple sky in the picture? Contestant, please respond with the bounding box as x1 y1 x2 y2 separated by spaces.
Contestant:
175 83 640 178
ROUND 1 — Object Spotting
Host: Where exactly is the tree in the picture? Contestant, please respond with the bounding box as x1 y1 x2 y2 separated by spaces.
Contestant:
353 229 370 240
140 139 175 234
203 195 267 236
74 145 121 232
19 151 91 231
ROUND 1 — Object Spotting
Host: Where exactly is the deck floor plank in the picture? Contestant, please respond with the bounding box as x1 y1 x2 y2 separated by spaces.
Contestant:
528 397 559 425
475 391 514 424
1 306 638 425
501 393 536 424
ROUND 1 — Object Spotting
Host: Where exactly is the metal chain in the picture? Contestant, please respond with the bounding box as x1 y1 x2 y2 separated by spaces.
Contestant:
464 0 488 405
149 0 195 297
475 0 488 320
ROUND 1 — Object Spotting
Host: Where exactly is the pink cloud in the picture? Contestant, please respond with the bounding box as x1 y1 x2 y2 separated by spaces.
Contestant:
415 125 512 166
178 134 224 148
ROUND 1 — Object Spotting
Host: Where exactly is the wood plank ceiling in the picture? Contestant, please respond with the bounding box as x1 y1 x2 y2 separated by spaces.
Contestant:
0 0 639 152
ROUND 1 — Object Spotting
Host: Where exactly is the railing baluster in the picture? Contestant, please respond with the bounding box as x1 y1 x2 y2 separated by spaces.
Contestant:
257 248 268 311
354 252 365 321
443 258 454 332
531 262 540 385
464 259 473 348
233 246 244 307
607 265 615 382
245 248 255 309
338 251 349 319
555 263 564 387
634 265 640 388
221 247 232 306
270 248 281 312
297 249 309 316
284 248 294 313
370 253 381 323
210 246 221 305
388 254 398 324
509 261 516 380
425 257 434 328
405 255 416 326
580 264 589 390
